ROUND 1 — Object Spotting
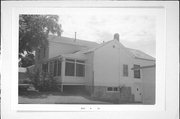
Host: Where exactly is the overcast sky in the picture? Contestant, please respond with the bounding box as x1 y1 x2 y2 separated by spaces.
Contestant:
58 8 156 57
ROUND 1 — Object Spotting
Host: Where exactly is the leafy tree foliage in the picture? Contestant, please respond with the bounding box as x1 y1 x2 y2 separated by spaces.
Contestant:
19 15 62 67
19 53 35 67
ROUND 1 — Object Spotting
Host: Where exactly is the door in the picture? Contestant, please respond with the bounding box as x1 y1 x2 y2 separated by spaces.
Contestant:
134 83 143 102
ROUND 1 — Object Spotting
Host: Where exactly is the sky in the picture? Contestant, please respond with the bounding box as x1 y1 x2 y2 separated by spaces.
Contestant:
58 8 156 57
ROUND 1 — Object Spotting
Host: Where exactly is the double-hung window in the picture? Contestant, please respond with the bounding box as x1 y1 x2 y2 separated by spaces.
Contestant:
134 64 141 78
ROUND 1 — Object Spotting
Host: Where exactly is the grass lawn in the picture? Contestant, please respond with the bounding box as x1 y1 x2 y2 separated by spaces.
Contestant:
19 91 110 104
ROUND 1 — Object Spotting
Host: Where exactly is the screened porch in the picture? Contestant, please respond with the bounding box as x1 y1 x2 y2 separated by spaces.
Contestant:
41 54 87 91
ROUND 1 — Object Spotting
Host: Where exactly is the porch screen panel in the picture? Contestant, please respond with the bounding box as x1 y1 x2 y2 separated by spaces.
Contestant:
65 59 75 76
43 47 46 58
54 60 57 76
134 64 141 78
45 63 48 73
76 60 85 77
50 61 54 75
58 60 61 76
42 63 48 73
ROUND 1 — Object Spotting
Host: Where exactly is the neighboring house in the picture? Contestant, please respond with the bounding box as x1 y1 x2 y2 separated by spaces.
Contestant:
35 34 155 104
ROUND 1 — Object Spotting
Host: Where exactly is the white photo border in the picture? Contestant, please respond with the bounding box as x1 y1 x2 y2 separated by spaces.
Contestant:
1 1 179 119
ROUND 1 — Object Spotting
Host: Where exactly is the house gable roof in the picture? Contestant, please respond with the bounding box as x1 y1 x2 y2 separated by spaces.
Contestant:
82 39 155 61
128 48 155 61
48 35 99 48
47 35 155 61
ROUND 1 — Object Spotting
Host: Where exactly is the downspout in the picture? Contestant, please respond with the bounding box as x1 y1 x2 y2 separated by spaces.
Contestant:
92 52 95 95
118 42 121 91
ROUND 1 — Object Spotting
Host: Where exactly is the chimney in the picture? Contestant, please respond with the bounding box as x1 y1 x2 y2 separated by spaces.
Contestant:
114 33 119 41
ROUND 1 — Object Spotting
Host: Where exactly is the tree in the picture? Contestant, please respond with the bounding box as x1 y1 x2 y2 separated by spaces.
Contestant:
19 53 35 67
19 15 62 67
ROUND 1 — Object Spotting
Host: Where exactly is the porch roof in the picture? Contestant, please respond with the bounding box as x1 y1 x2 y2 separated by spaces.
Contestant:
46 52 87 62
61 52 87 60
131 64 156 70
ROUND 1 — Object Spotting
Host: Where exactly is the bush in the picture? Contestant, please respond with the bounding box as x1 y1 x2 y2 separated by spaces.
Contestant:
27 70 59 92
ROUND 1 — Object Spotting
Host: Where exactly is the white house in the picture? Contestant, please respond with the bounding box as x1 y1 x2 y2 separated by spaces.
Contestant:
35 33 155 104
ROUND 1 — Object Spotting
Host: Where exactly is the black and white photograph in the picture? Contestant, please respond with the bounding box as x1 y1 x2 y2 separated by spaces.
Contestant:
1 1 179 119
18 8 156 105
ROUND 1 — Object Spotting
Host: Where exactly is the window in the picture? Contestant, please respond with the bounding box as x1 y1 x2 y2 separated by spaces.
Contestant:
114 87 118 91
107 87 119 92
58 60 61 76
54 60 58 76
65 59 85 77
134 64 141 78
42 63 48 73
107 87 113 91
49 61 54 75
65 59 75 76
43 47 46 58
76 60 85 77
123 64 128 77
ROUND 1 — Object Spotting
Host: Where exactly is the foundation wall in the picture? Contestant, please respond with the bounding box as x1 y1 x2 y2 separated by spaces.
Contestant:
86 86 135 103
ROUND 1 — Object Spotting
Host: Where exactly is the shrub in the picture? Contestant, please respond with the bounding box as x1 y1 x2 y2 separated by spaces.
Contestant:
27 69 59 92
